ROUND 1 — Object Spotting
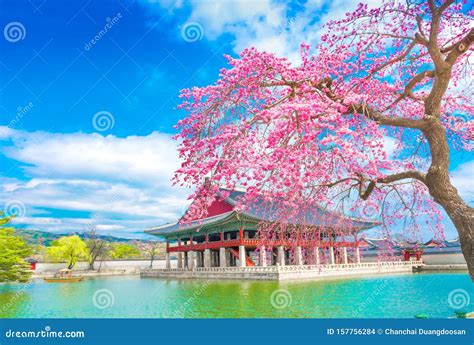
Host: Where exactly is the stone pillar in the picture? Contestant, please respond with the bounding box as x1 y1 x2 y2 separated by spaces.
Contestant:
195 251 200 267
183 252 188 268
342 247 348 264
294 246 303 266
225 248 231 266
188 251 196 269
177 252 183 268
204 249 211 268
238 245 247 267
165 252 171 269
313 247 320 265
277 246 285 266
219 247 226 267
259 246 267 267
355 247 361 264
329 247 335 265
210 251 215 267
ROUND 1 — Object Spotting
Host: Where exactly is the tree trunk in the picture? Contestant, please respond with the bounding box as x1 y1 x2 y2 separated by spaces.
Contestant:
426 174 474 279
89 253 99 270
150 254 155 268
446 204 474 280
423 121 474 279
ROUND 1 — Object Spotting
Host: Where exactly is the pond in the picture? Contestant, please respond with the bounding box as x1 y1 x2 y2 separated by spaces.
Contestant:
0 272 471 318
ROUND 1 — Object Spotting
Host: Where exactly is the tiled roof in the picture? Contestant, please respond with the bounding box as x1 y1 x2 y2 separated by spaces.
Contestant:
146 187 380 237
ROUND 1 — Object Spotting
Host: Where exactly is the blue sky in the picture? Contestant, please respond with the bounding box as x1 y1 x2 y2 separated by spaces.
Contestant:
0 0 472 240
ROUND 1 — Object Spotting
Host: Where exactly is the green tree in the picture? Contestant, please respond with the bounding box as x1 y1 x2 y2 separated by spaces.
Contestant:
0 214 32 282
46 235 90 269
108 243 140 259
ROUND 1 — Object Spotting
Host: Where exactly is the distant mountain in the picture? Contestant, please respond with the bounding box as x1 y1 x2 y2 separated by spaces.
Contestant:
16 229 157 246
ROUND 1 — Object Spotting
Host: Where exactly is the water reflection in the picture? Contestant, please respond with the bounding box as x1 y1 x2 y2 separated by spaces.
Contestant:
0 273 471 318
0 283 30 317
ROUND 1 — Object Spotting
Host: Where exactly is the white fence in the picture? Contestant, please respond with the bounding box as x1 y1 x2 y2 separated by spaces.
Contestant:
151 260 422 274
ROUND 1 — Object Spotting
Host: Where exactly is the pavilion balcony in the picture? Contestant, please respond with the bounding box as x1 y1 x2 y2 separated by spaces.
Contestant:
166 238 361 253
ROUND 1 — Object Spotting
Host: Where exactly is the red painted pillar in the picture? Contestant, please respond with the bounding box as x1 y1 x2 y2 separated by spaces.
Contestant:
220 231 224 242
190 236 193 245
403 250 410 261
415 251 422 260
239 227 244 244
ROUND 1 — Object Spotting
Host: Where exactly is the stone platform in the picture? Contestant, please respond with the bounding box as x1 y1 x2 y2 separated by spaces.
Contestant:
140 261 423 281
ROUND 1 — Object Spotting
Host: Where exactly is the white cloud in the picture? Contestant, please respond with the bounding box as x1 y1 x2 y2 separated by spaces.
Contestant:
451 160 474 203
2 129 178 187
141 0 383 63
0 127 191 238
383 135 398 158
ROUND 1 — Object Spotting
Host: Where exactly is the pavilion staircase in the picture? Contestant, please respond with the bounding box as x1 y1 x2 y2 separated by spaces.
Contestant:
228 248 255 266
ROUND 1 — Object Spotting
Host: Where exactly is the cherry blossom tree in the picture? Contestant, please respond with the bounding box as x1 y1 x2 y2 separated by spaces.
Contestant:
174 1 474 277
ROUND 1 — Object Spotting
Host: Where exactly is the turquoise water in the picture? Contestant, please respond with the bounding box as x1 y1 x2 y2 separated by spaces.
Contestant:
0 272 471 318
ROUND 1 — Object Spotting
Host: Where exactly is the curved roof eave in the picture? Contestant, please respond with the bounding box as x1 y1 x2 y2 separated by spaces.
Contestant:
145 211 261 237
145 212 379 239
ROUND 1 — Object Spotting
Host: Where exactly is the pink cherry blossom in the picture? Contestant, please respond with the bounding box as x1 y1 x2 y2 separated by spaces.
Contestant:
174 1 474 278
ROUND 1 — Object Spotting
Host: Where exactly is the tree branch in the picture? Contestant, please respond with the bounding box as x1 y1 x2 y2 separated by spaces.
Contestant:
427 0 454 69
348 104 424 129
445 28 474 65
359 171 427 200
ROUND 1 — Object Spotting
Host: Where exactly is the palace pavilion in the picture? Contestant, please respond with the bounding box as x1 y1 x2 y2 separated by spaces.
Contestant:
145 187 381 270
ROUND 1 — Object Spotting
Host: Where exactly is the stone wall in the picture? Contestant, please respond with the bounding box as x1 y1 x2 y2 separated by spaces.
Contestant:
361 253 465 265
34 259 174 275
141 261 421 281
